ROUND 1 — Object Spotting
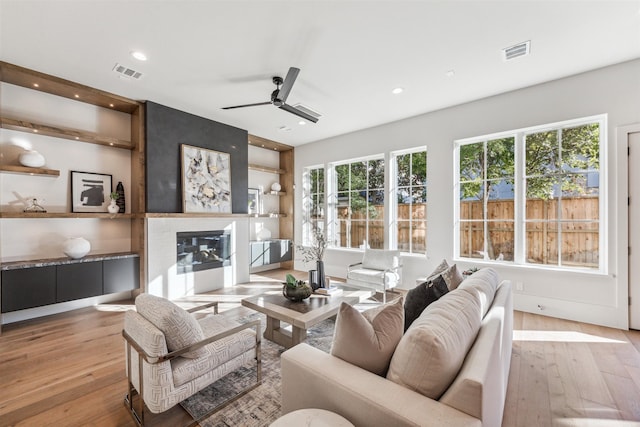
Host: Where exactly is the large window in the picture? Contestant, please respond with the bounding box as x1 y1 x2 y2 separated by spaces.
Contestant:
394 149 427 254
332 157 385 249
303 166 325 244
455 115 604 271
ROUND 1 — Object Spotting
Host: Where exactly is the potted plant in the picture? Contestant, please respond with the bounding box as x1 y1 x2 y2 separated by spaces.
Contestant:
107 191 119 213
296 227 328 289
282 273 312 302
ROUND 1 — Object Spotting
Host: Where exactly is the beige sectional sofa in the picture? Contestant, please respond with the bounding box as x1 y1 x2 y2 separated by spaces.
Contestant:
281 268 513 426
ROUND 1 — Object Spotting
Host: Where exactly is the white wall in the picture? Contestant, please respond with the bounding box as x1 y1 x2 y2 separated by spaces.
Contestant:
294 59 640 329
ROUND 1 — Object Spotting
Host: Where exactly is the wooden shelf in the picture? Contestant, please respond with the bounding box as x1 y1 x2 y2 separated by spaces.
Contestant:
248 163 285 175
144 212 251 219
0 164 60 177
1 117 134 149
0 212 134 219
252 213 287 218
264 190 287 196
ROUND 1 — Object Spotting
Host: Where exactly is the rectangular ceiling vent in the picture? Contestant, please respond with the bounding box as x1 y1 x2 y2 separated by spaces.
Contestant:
112 63 143 80
292 103 322 119
503 41 531 61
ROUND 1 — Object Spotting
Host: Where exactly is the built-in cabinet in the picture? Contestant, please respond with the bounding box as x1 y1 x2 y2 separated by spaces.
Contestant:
0 62 145 327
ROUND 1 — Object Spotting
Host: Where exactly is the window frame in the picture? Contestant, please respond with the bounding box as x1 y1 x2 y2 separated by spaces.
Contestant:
302 165 325 246
454 114 607 273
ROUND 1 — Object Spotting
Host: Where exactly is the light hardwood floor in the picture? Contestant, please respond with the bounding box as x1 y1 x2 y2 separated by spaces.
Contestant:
1 270 639 426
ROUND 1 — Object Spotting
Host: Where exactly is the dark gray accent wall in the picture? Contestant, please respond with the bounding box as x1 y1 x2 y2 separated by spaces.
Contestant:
145 101 248 213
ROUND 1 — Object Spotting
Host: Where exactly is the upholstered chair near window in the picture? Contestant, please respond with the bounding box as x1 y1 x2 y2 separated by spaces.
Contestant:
346 249 402 302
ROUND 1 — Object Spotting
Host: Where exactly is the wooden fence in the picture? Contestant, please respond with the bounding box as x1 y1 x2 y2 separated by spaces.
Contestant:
338 197 599 267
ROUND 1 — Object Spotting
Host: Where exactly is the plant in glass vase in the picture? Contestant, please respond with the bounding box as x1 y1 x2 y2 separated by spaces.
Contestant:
296 227 328 289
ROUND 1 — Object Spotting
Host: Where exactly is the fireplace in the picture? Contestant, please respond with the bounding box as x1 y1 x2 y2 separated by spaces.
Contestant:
176 230 231 274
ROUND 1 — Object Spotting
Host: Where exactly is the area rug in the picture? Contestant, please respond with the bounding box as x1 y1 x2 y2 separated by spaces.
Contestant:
179 312 335 427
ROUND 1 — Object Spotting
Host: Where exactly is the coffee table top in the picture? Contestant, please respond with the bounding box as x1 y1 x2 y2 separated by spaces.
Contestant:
241 287 372 329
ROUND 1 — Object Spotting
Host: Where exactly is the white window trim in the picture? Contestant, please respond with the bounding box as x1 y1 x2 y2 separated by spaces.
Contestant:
454 114 607 273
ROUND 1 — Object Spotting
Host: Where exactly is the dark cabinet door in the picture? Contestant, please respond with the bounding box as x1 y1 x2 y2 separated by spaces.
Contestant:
56 262 102 303
1 266 56 312
269 240 293 264
103 257 139 294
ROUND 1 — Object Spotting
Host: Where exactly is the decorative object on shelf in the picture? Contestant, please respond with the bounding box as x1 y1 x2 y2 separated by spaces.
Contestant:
23 198 47 213
70 170 113 213
248 187 261 215
63 237 91 259
108 191 119 214
181 144 231 213
256 227 272 241
18 150 46 168
296 227 327 289
462 267 479 277
271 182 281 192
282 273 312 302
115 181 125 213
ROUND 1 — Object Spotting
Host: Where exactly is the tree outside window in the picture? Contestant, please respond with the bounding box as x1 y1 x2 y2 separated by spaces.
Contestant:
395 149 427 254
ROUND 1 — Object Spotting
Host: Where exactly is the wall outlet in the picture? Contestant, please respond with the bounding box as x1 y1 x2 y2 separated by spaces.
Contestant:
515 281 524 291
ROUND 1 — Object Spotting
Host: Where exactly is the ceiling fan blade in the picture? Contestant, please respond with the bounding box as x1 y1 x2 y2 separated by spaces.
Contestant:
222 101 271 110
277 67 300 104
279 103 319 123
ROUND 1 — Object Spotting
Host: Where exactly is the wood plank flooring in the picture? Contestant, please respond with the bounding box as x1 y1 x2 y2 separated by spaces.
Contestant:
1 270 639 426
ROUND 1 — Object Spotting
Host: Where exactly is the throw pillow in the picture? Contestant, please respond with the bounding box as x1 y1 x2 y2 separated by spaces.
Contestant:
403 275 449 332
387 289 482 399
330 297 404 376
425 259 449 282
441 263 464 290
135 293 208 359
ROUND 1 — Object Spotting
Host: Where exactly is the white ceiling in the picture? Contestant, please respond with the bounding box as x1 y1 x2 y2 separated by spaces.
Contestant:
1 1 639 146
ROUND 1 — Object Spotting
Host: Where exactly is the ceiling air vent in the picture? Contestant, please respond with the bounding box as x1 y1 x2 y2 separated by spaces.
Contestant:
292 103 322 120
112 63 143 80
503 41 530 61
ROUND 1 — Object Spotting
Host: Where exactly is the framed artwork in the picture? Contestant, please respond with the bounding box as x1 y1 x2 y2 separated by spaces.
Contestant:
248 188 261 215
181 144 232 213
71 171 113 213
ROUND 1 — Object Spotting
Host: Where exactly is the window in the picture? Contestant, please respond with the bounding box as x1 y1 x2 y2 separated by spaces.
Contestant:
455 115 604 271
303 166 325 244
394 149 427 254
331 157 385 249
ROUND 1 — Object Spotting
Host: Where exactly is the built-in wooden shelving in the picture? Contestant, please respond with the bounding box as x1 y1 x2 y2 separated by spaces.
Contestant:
264 190 287 196
248 163 285 174
0 212 134 219
0 164 60 177
0 117 133 149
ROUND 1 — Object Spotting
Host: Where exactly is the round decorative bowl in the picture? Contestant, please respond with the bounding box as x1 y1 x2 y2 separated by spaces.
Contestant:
19 150 46 168
282 284 312 302
63 237 91 259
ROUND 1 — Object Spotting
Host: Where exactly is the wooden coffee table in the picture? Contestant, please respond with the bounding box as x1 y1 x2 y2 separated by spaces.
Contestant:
241 287 373 349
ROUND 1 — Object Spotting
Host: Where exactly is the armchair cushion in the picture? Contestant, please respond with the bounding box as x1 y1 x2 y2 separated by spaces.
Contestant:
361 249 400 270
347 268 399 286
330 298 404 376
136 293 207 359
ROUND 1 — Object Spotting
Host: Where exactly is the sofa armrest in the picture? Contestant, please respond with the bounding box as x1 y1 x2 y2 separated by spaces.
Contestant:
281 344 481 427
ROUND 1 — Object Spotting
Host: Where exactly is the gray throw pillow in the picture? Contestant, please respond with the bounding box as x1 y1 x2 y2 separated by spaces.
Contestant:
404 275 449 332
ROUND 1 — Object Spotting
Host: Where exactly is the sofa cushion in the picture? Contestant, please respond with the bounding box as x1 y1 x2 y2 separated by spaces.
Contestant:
457 268 499 317
426 258 449 281
331 298 404 376
403 274 449 332
135 293 207 359
361 249 400 270
441 263 464 290
387 289 482 399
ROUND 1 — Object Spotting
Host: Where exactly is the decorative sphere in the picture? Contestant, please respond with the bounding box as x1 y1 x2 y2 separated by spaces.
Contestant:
271 182 282 192
63 237 91 259
19 150 45 168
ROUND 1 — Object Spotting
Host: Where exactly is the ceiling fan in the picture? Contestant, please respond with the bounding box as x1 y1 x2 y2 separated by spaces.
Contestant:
222 67 319 123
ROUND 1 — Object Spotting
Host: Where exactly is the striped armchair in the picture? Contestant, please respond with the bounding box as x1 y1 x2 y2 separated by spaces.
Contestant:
122 294 261 426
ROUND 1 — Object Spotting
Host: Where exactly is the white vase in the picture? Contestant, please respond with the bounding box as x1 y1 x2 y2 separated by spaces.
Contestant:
107 199 119 213
63 237 91 259
19 150 46 168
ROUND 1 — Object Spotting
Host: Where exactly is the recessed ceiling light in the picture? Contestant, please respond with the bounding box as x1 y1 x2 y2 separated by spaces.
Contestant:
131 51 147 61
74 94 80 98
33 83 39 88
445 70 455 78
392 87 404 95
298 121 306 125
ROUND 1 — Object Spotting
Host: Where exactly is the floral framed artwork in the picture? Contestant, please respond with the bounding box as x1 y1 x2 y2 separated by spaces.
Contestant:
70 171 113 213
248 188 261 215
181 144 232 213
